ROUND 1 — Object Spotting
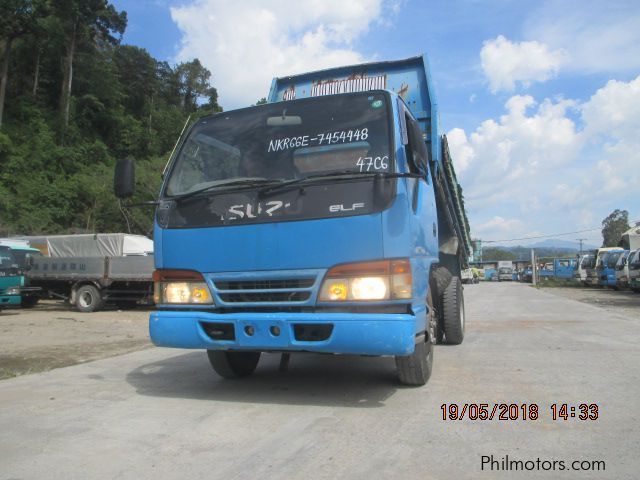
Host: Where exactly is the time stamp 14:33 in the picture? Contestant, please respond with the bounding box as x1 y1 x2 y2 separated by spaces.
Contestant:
440 403 599 421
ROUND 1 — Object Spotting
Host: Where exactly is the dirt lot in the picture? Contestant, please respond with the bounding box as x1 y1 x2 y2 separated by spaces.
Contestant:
538 285 640 319
0 301 152 379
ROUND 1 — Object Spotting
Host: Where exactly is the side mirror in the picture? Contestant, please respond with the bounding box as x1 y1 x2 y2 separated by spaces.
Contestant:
25 255 34 271
114 158 135 199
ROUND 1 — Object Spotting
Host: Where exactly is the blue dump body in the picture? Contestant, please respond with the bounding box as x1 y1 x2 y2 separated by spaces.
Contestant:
147 56 470 373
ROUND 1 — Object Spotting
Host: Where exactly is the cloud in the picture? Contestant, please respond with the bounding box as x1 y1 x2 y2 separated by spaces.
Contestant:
475 216 524 234
480 35 568 93
170 0 389 109
447 75 640 243
525 0 640 74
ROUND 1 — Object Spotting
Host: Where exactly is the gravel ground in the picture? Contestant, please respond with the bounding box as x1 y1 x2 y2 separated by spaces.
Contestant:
537 286 640 319
0 301 152 379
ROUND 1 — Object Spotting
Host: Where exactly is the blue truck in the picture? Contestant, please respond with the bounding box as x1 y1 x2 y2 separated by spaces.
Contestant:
598 249 625 288
115 56 472 385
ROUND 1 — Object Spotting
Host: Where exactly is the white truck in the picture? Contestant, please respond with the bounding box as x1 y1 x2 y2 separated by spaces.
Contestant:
497 260 514 282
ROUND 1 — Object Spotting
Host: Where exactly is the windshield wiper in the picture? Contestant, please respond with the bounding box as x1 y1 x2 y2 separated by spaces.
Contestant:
169 178 280 202
258 170 424 197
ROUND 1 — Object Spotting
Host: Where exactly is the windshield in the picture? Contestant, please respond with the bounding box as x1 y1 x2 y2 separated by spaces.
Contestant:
499 267 512 274
0 246 15 271
607 252 622 268
165 91 392 197
11 249 41 268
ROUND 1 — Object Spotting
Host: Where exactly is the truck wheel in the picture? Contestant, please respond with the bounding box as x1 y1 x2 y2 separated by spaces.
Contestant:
442 276 465 345
207 350 261 379
75 285 104 313
395 338 433 386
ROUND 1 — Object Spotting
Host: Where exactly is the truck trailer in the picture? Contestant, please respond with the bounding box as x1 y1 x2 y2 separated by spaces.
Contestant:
115 55 472 386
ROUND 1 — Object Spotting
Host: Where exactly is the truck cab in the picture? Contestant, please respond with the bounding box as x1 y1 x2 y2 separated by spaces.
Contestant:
115 56 471 386
597 249 624 288
628 249 640 293
614 250 631 289
553 258 576 280
587 248 619 287
0 245 22 308
574 252 595 284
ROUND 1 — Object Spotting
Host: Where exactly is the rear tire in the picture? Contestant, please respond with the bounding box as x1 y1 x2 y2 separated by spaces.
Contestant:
75 285 104 313
395 338 433 386
207 350 261 379
442 276 465 345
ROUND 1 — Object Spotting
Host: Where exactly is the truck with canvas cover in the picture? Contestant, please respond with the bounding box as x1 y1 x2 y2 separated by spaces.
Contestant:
114 55 472 386
23 234 154 312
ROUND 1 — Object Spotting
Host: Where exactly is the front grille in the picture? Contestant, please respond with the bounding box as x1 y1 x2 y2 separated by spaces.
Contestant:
219 291 311 303
215 279 315 290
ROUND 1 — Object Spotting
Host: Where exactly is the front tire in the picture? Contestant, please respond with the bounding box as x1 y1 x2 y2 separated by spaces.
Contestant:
442 276 465 345
207 350 261 379
395 338 433 386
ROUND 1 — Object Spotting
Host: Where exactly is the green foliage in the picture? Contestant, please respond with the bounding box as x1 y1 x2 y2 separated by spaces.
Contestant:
601 209 630 247
482 248 517 261
0 1 222 236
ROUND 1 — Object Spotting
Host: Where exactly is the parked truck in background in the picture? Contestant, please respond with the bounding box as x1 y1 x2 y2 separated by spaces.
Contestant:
114 55 472 386
22 234 154 312
597 249 625 288
551 258 577 280
574 252 595 284
0 245 22 309
497 260 514 281
628 249 640 293
614 250 632 289
0 239 42 307
587 248 621 287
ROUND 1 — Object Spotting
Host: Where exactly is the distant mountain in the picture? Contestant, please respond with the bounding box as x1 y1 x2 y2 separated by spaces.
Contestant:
527 239 598 250
492 239 598 250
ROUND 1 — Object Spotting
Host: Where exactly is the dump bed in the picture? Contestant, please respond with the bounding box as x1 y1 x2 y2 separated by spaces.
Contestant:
268 55 439 163
268 55 472 266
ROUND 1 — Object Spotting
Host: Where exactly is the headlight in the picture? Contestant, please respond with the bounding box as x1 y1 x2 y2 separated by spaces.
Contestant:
153 270 213 305
319 259 412 302
5 286 20 295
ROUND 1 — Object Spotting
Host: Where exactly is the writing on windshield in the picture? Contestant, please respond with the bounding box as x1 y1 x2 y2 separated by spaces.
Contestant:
165 92 391 197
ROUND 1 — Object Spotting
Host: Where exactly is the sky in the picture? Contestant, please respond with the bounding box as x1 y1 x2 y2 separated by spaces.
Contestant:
112 0 640 247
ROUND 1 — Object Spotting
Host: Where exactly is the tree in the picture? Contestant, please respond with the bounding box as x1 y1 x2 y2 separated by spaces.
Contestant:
601 209 630 247
482 247 517 261
0 0 47 128
52 0 126 138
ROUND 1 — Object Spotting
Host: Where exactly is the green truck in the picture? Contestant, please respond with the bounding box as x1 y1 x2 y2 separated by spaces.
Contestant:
0 245 22 308
0 240 42 308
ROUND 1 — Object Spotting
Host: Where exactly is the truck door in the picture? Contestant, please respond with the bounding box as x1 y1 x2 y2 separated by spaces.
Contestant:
401 106 438 260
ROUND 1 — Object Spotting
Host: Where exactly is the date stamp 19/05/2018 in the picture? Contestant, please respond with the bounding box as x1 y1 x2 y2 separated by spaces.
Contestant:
441 403 599 422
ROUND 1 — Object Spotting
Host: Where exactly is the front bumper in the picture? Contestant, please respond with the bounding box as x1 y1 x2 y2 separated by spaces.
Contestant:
149 310 418 356
0 295 21 307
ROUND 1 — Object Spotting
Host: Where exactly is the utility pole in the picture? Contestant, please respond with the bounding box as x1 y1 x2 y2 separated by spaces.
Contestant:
531 249 536 286
576 238 586 254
